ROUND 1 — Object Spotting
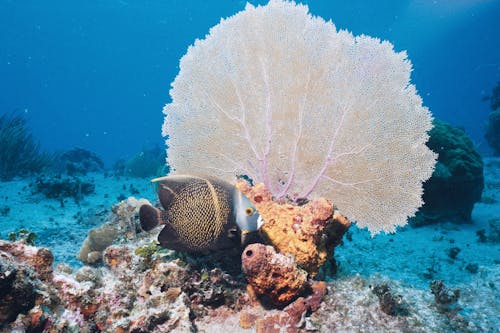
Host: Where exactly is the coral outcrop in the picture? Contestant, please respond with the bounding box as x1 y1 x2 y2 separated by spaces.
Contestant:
77 196 151 264
237 179 351 277
242 243 308 305
33 174 95 204
412 119 484 226
485 109 500 156
485 81 500 156
0 240 53 281
236 179 350 307
239 281 327 333
56 147 104 176
0 240 57 330
123 145 168 178
0 238 249 332
0 252 39 325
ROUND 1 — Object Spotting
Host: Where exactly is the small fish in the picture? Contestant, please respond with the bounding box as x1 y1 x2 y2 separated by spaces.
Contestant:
139 174 260 252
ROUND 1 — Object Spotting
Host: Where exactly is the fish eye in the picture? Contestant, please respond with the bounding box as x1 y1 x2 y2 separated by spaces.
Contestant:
244 207 255 216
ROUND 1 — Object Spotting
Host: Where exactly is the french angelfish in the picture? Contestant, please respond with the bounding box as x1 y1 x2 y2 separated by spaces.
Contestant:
139 175 261 252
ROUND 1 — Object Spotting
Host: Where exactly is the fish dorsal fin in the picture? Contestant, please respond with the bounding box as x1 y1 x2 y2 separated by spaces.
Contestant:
154 175 194 210
154 174 231 212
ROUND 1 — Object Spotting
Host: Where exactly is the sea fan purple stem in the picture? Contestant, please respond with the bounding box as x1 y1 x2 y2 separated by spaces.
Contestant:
260 57 273 191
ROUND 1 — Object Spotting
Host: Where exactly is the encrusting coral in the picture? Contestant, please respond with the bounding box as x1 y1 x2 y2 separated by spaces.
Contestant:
0 231 250 332
237 179 350 277
78 196 151 264
239 281 327 333
242 243 308 305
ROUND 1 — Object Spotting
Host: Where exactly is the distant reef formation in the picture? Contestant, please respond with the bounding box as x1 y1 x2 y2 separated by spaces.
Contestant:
485 81 500 156
412 119 484 226
486 110 500 156
54 147 104 176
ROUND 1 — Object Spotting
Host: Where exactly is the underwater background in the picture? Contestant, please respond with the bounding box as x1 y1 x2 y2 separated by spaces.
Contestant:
1 1 500 332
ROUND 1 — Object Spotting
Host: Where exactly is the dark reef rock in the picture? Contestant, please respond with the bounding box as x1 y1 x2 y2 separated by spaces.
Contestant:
372 283 408 316
488 218 500 243
430 280 460 313
56 147 104 176
485 81 500 112
33 174 95 204
446 247 461 260
412 119 484 226
465 263 479 274
0 253 39 326
124 146 168 178
484 82 500 155
485 110 500 156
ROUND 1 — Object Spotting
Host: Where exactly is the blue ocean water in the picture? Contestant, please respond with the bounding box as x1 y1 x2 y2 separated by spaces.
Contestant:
1 0 499 164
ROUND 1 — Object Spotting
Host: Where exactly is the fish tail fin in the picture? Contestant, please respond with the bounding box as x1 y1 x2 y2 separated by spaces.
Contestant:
139 204 161 231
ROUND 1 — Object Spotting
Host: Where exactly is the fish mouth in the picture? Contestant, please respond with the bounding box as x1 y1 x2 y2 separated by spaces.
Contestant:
240 227 265 247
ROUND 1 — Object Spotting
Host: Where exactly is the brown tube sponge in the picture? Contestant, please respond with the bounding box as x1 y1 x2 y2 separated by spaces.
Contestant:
236 179 350 276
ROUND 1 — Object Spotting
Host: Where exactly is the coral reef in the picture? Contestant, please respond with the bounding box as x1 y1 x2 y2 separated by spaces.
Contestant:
77 197 151 264
430 280 460 313
0 240 53 281
242 243 308 305
236 179 350 277
56 147 104 176
7 228 37 246
1 235 241 332
485 109 500 156
122 145 168 178
238 281 327 333
0 240 57 331
2 198 492 332
0 252 39 325
371 283 408 316
32 174 95 205
0 111 49 181
412 119 484 226
485 81 500 111
484 79 500 156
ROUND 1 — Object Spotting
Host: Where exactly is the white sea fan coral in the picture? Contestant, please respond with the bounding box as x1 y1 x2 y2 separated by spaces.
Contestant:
162 0 437 234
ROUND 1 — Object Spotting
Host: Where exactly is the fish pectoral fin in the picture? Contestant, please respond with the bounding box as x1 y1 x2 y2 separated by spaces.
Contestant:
158 223 191 252
139 204 161 231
